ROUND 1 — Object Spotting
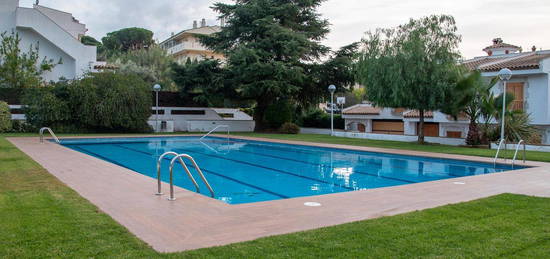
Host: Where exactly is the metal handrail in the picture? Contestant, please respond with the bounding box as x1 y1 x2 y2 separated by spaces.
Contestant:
200 125 229 140
155 152 181 195
493 139 506 165
39 127 60 143
512 140 526 167
168 154 215 201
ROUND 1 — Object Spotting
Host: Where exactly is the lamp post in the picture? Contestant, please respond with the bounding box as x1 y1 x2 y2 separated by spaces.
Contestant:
328 85 336 136
153 84 161 133
498 68 512 143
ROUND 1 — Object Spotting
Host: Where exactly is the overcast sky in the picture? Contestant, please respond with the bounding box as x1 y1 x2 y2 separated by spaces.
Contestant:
21 0 550 58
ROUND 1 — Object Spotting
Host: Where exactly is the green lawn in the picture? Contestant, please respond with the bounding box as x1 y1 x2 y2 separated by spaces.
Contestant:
2 133 550 258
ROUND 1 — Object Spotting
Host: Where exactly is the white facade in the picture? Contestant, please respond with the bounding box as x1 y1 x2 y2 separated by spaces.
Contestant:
159 20 225 64
148 107 255 132
0 0 98 82
464 39 550 144
342 103 469 145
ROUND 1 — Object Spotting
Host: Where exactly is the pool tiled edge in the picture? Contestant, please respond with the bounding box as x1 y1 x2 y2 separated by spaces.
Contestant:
8 135 550 252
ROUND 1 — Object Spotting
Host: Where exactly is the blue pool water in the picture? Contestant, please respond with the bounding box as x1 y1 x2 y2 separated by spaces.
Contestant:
61 136 522 204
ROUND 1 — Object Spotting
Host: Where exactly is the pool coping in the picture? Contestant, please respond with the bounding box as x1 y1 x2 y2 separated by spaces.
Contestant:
8 134 550 252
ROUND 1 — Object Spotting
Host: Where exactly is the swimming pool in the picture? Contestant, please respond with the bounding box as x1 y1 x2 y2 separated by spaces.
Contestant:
61 136 522 204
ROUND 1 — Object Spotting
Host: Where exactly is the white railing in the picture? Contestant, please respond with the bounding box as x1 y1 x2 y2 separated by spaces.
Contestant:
493 139 506 165
512 140 526 167
200 125 230 140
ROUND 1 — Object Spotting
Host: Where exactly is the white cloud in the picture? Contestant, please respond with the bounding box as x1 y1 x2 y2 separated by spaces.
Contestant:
21 0 550 58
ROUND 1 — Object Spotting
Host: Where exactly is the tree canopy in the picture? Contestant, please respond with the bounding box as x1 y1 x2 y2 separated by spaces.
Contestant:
110 45 176 91
357 15 462 143
201 0 331 130
101 27 154 54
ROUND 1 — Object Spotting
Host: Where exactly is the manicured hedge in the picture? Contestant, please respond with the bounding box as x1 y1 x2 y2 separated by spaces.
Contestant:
23 72 152 133
300 109 345 129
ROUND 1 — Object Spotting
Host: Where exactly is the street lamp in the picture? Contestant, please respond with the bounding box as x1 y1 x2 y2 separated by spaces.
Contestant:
328 85 336 136
498 68 512 143
153 84 161 133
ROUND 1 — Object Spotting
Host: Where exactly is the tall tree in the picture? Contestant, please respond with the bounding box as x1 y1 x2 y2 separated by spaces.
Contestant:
357 15 462 143
201 0 330 130
110 45 176 90
172 59 232 107
101 28 154 56
0 31 59 88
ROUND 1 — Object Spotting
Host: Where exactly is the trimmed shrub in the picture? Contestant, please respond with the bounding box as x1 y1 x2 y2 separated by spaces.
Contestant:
264 100 294 129
23 72 152 133
279 122 300 134
0 101 12 132
9 120 35 133
300 109 344 129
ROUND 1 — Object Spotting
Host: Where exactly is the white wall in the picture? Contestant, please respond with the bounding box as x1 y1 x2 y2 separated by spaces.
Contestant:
34 5 86 40
0 2 97 81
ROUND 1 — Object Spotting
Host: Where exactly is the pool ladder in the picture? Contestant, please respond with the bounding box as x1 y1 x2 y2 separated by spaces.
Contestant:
493 139 526 168
200 125 230 140
39 127 60 143
155 152 214 201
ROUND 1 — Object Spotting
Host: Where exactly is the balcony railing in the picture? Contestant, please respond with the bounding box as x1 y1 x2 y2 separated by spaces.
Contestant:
510 100 524 111
167 42 209 54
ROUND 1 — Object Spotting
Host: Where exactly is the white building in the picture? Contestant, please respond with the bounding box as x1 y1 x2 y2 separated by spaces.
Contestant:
159 19 225 64
341 38 550 145
463 38 550 144
341 104 469 145
0 0 98 82
148 107 255 133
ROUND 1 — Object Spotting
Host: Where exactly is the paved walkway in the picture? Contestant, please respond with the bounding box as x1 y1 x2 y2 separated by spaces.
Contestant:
9 135 550 252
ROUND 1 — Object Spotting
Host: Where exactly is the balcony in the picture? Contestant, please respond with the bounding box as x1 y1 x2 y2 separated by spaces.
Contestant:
167 42 209 55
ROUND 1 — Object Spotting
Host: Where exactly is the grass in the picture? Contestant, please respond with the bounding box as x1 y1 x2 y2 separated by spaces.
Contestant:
2 133 550 258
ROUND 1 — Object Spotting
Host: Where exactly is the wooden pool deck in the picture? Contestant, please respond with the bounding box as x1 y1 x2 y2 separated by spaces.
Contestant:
8 135 550 252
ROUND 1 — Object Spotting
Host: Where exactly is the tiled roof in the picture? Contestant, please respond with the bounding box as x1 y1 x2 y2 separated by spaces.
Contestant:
462 52 550 72
462 56 508 70
478 53 550 72
343 106 381 115
403 110 434 118
483 42 521 51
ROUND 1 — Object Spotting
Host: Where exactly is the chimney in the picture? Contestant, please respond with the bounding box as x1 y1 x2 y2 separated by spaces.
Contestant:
201 18 206 27
532 45 537 52
193 20 197 29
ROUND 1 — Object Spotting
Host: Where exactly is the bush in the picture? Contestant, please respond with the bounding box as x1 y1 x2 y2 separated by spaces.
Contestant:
9 120 35 133
279 122 300 134
23 72 152 133
0 101 12 132
264 100 294 129
300 109 344 129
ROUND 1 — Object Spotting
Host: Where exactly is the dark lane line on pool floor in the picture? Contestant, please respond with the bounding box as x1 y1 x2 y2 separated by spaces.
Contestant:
167 147 358 191
75 145 290 199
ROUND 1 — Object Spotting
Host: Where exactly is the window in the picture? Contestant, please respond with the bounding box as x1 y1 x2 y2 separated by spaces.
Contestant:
171 110 206 115
218 113 234 118
151 109 165 115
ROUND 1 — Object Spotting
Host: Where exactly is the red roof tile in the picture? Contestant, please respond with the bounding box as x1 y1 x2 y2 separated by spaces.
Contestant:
403 110 434 118
343 106 381 115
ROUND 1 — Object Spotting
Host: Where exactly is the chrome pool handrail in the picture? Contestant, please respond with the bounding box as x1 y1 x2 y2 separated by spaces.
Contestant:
493 139 506 165
512 139 526 167
200 125 229 140
168 154 214 201
39 127 60 143
155 152 179 195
